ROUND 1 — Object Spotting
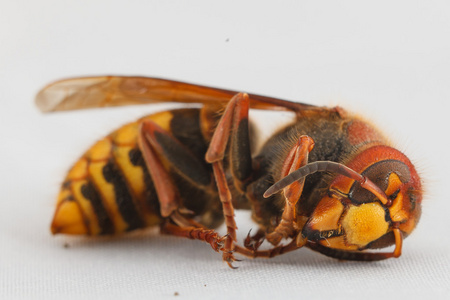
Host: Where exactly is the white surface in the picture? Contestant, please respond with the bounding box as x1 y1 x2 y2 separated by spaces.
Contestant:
1 1 449 299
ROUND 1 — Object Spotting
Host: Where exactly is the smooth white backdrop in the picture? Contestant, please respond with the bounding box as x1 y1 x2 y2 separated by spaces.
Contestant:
1 1 449 299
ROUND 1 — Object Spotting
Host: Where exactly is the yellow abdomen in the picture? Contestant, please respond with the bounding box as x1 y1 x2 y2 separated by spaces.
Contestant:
51 111 175 235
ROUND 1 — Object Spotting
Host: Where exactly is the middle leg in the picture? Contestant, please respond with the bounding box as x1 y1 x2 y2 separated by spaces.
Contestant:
205 93 253 267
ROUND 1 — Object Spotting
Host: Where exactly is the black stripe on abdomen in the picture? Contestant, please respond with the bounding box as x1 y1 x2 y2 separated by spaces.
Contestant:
102 160 144 231
81 182 114 235
128 148 161 217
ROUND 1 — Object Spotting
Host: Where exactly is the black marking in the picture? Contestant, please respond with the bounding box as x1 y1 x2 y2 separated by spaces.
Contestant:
62 180 71 189
81 182 114 235
389 189 400 201
102 160 144 231
365 231 396 250
128 148 142 166
64 194 75 202
231 119 252 183
308 242 391 261
302 227 343 242
128 148 161 217
408 188 417 211
383 205 392 223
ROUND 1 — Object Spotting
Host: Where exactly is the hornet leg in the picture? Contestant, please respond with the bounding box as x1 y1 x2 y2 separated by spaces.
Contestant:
235 234 307 259
161 221 226 252
265 135 315 246
234 136 314 259
138 119 225 252
205 93 253 268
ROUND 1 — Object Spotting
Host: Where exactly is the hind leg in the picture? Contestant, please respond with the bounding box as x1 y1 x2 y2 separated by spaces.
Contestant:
138 119 225 251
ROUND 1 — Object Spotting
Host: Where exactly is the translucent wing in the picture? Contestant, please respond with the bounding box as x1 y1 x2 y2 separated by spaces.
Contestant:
36 76 317 113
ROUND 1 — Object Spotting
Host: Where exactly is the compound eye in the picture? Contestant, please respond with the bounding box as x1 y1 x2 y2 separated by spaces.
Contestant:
349 160 411 204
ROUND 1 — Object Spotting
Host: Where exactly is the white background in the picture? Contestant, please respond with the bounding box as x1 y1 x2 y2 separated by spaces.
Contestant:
1 1 449 299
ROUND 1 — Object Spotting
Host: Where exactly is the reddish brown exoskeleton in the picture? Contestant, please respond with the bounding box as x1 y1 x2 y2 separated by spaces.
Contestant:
37 76 422 267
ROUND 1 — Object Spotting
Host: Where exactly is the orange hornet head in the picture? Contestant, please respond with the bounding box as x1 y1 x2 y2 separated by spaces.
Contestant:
302 145 422 251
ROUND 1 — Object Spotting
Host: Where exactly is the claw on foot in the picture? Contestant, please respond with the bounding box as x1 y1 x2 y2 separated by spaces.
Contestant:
244 229 265 251
223 250 239 269
227 261 239 269
205 230 223 252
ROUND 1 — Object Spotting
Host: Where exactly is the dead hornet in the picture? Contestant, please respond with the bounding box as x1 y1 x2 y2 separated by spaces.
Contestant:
36 76 422 267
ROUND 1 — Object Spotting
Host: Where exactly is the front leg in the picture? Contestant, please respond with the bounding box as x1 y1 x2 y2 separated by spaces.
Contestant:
266 135 315 245
233 136 314 259
205 93 253 268
235 234 307 259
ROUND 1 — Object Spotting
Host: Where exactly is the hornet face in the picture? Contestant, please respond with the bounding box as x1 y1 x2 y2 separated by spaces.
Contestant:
302 145 422 251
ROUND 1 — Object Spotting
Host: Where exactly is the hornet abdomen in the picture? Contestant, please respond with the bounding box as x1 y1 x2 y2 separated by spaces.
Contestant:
51 109 223 235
